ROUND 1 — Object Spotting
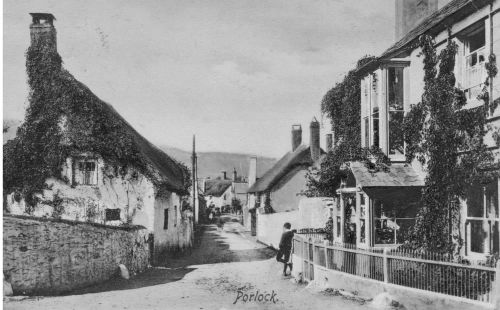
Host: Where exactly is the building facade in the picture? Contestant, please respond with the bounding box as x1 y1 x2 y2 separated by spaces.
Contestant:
334 0 500 260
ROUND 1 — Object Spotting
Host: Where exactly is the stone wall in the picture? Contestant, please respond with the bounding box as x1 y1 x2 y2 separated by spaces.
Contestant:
3 214 150 295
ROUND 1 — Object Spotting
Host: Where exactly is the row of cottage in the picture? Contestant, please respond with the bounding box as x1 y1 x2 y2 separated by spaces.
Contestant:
243 0 500 261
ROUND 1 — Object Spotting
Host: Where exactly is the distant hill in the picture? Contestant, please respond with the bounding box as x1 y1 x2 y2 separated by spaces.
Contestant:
160 145 277 179
3 119 277 179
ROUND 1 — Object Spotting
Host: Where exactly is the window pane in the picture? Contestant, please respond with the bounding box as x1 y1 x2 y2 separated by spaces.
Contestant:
375 219 395 244
388 67 404 111
470 220 486 253
360 219 366 243
467 185 484 217
485 181 498 218
493 222 499 255
372 113 379 149
389 111 405 155
336 216 341 237
364 117 369 148
396 218 415 244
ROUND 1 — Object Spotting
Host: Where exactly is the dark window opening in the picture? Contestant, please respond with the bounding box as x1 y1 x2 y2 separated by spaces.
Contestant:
76 160 97 185
164 209 169 230
105 208 120 221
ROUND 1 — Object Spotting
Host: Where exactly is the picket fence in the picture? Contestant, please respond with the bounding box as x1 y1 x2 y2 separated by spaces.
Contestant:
293 233 499 304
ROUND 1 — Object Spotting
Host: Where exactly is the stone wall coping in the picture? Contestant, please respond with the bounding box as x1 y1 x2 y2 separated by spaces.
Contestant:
3 213 147 231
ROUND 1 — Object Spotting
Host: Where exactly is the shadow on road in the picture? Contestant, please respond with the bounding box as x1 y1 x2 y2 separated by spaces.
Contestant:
160 223 276 268
64 267 196 296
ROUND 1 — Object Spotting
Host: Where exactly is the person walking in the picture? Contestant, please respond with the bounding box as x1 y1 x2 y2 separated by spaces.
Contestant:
276 222 294 276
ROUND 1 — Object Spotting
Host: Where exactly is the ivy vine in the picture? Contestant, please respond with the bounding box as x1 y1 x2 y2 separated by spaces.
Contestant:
402 35 498 254
4 36 190 210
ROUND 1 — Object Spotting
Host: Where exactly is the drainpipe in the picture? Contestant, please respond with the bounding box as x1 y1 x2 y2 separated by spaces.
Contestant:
489 2 494 115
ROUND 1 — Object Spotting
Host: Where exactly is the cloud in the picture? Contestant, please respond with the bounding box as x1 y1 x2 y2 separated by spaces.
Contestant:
3 0 395 157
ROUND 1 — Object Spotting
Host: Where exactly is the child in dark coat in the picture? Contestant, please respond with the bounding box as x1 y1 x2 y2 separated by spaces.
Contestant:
276 222 294 276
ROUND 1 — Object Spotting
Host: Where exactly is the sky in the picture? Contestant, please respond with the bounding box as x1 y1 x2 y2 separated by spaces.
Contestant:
4 0 395 158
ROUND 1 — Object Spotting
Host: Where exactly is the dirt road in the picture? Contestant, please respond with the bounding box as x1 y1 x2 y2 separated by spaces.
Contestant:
4 216 367 310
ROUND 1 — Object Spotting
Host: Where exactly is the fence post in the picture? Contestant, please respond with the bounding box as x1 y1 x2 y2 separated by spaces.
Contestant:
383 247 389 283
324 240 329 268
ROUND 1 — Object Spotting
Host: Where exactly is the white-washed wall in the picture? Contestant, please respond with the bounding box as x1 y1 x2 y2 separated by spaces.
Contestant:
297 197 335 229
257 210 298 249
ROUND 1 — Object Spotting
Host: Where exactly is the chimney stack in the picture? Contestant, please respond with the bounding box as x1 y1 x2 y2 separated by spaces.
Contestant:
221 171 227 180
291 125 302 151
310 117 320 162
326 133 333 152
248 156 257 186
233 168 237 181
29 13 57 51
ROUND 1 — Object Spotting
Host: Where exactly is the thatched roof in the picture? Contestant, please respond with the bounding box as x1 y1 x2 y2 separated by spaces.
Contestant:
247 145 319 193
204 179 232 197
58 69 187 194
357 0 492 76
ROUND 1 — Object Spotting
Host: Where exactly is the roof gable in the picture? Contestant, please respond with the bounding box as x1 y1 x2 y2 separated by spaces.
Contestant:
205 179 232 197
247 145 318 193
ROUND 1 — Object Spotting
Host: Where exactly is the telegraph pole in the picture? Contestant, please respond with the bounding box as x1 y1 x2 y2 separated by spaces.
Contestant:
192 135 199 224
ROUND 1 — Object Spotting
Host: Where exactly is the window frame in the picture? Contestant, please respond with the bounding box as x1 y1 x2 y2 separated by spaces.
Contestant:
465 179 500 257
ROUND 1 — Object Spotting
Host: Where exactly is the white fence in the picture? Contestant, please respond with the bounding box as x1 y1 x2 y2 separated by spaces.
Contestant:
293 234 499 305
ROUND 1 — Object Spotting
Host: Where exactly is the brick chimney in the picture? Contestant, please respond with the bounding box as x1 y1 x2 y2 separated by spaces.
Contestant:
248 156 257 186
326 133 333 152
291 125 302 151
29 13 57 51
310 117 320 162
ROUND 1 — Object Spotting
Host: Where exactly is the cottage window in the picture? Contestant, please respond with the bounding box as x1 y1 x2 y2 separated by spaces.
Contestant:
364 117 370 148
74 160 97 185
373 200 416 245
164 208 169 230
372 110 380 149
466 180 500 256
105 208 120 221
387 67 405 156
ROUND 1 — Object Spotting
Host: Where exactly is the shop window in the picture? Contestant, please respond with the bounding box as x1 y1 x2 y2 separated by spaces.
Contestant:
74 160 97 185
105 208 120 221
466 181 500 255
373 200 417 245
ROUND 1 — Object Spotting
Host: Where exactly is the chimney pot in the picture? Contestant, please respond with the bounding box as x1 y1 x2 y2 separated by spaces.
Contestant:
291 125 302 151
310 117 320 162
248 156 257 186
29 13 57 52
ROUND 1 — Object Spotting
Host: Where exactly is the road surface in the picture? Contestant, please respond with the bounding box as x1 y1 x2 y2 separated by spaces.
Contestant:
4 215 368 310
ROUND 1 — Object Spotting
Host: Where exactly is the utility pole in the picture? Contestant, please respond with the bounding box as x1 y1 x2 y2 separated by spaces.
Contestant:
192 135 199 224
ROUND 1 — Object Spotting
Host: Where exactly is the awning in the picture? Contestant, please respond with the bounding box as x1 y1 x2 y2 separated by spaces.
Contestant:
362 186 423 203
346 161 425 203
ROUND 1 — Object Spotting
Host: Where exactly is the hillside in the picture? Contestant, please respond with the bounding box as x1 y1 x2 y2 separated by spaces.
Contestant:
3 119 277 179
160 146 277 179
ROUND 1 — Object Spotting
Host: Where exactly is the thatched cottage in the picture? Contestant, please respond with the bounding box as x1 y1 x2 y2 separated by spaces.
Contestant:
4 13 193 261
